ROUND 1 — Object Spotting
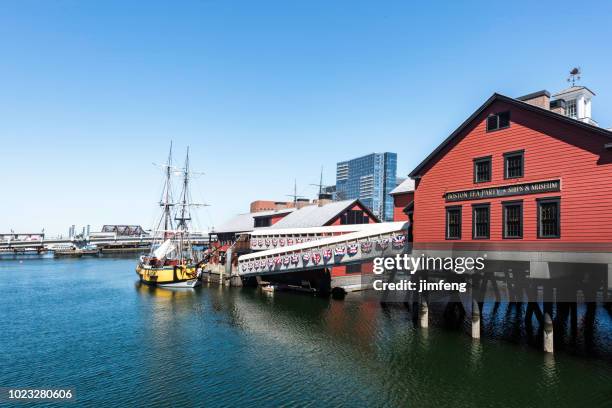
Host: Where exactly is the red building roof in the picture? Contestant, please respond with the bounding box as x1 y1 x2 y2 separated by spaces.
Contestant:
409 93 612 179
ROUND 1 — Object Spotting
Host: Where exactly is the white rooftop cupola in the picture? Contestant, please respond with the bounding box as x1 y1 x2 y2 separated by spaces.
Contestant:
551 86 597 126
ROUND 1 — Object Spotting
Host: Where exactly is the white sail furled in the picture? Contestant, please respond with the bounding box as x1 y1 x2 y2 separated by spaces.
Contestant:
153 239 176 260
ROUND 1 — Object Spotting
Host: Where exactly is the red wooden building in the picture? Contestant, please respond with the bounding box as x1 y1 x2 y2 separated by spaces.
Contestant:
390 178 415 222
266 199 379 277
408 89 612 289
409 90 612 246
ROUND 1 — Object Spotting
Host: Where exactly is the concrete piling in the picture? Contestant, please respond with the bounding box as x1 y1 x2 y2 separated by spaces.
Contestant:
543 313 554 353
471 300 481 339
419 298 429 329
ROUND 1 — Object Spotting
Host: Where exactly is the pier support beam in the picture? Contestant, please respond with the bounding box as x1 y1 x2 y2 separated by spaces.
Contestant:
543 313 554 353
471 300 481 339
230 275 243 287
419 299 429 329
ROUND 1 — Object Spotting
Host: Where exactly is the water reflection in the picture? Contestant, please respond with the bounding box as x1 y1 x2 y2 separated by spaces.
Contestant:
9 258 602 407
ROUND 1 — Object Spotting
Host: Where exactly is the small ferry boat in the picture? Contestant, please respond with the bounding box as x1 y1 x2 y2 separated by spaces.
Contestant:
136 144 205 288
51 243 99 257
50 243 81 257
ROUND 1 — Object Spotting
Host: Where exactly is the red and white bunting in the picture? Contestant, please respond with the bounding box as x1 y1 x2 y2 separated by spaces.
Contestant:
323 248 333 261
360 241 373 253
392 234 407 248
290 254 299 264
377 238 390 250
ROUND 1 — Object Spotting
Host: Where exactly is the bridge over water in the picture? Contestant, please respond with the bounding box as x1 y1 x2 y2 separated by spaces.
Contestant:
0 235 209 250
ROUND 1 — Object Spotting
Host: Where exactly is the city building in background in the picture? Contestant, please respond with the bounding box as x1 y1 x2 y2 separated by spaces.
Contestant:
335 152 397 221
250 199 310 213
321 185 337 201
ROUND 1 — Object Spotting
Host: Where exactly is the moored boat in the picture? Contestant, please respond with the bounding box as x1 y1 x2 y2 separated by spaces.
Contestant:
50 243 99 257
135 144 206 288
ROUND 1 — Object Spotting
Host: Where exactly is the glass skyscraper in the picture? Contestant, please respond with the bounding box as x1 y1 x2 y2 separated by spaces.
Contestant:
335 152 397 222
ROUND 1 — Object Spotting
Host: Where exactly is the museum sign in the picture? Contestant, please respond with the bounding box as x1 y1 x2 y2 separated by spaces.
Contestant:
444 179 560 202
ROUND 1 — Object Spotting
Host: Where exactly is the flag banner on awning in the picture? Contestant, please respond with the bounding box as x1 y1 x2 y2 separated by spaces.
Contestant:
392 234 406 248
360 241 373 253
347 243 358 256
302 252 310 263
323 248 332 261
283 256 290 265
334 245 346 257
291 254 299 264
377 238 390 250
312 252 321 264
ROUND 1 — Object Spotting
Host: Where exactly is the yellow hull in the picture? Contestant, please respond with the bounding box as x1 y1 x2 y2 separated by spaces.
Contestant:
136 264 199 286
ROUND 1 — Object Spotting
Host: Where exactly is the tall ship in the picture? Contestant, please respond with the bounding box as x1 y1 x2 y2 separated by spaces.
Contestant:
136 144 205 288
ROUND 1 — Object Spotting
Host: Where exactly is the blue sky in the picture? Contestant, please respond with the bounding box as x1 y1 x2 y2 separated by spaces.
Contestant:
1 0 611 235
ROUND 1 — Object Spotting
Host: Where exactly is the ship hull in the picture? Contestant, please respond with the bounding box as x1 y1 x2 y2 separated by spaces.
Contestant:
136 264 200 287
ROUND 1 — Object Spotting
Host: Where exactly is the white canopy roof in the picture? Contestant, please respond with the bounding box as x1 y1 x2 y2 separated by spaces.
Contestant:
240 221 409 261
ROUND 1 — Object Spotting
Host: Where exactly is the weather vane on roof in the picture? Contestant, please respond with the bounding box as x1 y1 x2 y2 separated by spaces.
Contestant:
567 67 581 86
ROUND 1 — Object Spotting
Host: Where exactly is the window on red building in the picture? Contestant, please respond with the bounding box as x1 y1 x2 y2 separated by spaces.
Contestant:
504 150 524 179
538 198 560 238
254 217 271 228
346 264 362 274
446 206 462 240
474 156 492 183
486 111 511 132
340 210 369 225
472 204 490 239
503 201 523 239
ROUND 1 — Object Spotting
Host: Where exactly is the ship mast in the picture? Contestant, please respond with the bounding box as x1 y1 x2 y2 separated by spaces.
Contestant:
160 142 175 240
175 147 193 261
176 147 191 231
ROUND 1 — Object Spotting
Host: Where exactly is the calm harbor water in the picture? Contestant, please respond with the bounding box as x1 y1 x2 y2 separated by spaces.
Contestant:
1 257 611 407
